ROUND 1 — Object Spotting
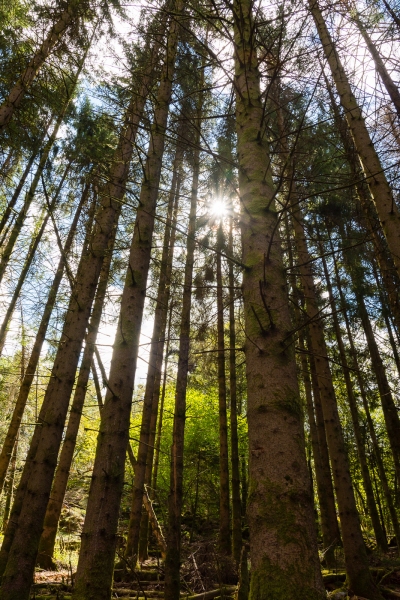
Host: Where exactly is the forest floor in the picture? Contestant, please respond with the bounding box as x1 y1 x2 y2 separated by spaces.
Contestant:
30 550 400 600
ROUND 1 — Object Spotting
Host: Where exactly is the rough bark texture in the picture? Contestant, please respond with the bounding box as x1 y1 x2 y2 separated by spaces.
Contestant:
216 224 231 557
289 202 382 598
126 143 183 562
164 83 202 600
310 0 400 275
36 235 114 570
71 8 182 599
232 1 325 598
0 29 155 600
228 219 242 566
0 184 88 494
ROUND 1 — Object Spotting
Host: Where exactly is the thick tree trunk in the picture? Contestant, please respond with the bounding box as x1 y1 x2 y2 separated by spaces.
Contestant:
164 84 202 600
71 8 182 599
0 184 89 494
35 233 114 570
228 219 242 566
310 0 400 275
0 24 157 599
126 142 184 562
216 224 231 557
320 245 388 551
232 1 324 598
0 6 76 131
290 200 382 597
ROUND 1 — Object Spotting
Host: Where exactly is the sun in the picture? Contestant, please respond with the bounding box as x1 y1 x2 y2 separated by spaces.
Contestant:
209 198 228 218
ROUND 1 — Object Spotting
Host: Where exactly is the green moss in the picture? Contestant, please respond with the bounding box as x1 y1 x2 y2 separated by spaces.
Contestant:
250 556 326 600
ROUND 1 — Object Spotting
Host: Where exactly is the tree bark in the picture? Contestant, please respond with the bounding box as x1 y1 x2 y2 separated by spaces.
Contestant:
232 1 325 598
0 184 89 495
216 223 231 557
310 0 400 275
0 21 157 597
331 249 400 548
164 75 202 600
126 141 184 562
228 218 242 566
35 230 114 570
290 195 381 597
71 7 183 599
319 242 387 552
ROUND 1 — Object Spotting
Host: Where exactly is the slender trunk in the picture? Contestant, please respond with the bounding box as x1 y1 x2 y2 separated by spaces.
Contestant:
91 360 104 411
319 243 387 551
228 218 242 566
126 142 184 561
216 224 231 557
0 150 15 182
0 6 76 131
0 22 157 597
164 81 202 600
152 301 174 495
289 201 380 595
332 245 400 548
310 0 400 275
0 129 74 286
137 162 182 563
0 164 70 358
382 0 400 30
0 184 89 495
2 433 18 533
35 235 114 570
232 1 324 598
350 9 400 120
0 139 46 239
357 294 400 485
72 8 182 599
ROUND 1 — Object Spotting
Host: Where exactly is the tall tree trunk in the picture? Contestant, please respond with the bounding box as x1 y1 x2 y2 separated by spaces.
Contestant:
35 229 114 570
348 6 400 120
164 78 202 600
2 433 18 534
71 7 183 599
357 293 400 486
137 158 182 563
0 6 77 131
232 1 324 598
331 249 400 548
152 301 174 495
288 200 380 596
0 20 160 597
216 223 231 557
319 242 388 551
0 134 73 286
0 134 47 239
228 218 242 566
310 0 400 275
298 332 339 567
324 74 400 337
126 141 184 562
0 184 89 494
0 164 71 358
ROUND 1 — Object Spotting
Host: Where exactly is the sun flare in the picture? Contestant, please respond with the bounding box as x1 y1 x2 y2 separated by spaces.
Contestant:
209 198 227 218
